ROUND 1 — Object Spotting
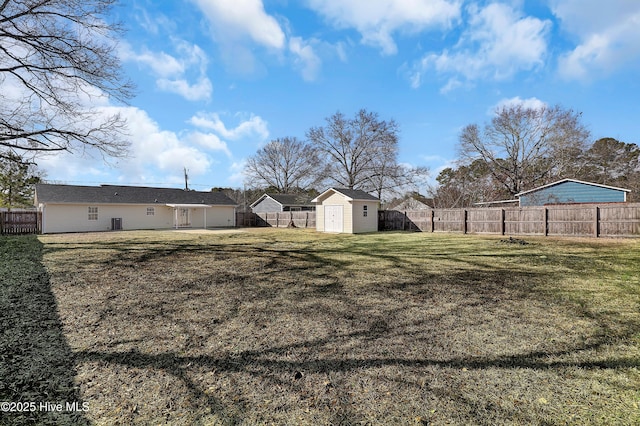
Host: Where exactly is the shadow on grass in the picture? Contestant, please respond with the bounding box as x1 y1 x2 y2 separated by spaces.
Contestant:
40 231 640 424
0 236 88 426
72 303 640 424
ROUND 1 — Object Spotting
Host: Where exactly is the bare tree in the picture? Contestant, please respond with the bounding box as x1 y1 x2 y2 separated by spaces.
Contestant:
0 0 134 161
244 137 325 193
307 109 397 190
458 104 590 196
307 109 425 200
367 159 430 200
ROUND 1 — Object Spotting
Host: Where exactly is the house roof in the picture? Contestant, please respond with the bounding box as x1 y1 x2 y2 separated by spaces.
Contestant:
311 187 379 203
249 193 314 208
35 184 237 206
515 179 631 198
387 194 434 210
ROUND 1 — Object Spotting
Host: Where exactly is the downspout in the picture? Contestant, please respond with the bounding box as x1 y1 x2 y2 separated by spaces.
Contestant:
40 203 45 234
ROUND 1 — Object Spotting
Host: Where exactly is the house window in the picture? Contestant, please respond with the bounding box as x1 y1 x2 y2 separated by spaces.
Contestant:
363 205 368 217
146 207 155 216
88 206 98 221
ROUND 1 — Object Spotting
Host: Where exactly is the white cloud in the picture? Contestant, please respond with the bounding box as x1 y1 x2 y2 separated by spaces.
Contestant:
120 40 212 101
305 0 461 55
227 160 248 186
134 7 175 36
37 106 234 185
190 0 344 81
335 41 348 62
552 0 640 79
289 37 322 81
187 131 231 157
410 3 550 90
120 44 184 78
492 96 547 114
192 0 285 49
110 107 215 179
189 112 269 141
157 77 213 102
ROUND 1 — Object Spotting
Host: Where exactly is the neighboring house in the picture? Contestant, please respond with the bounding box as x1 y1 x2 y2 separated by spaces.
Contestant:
516 179 631 206
250 193 315 213
312 188 379 234
386 195 433 211
34 184 237 234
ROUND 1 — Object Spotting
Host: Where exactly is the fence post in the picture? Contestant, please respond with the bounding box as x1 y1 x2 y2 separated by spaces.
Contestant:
501 209 506 235
430 210 435 233
463 209 468 234
544 207 549 236
594 206 600 238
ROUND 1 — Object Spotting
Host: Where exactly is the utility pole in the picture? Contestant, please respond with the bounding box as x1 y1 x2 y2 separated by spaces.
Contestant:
184 167 189 191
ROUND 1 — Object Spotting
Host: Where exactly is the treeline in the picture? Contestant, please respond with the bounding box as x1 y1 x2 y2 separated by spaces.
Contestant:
431 104 640 207
433 137 640 207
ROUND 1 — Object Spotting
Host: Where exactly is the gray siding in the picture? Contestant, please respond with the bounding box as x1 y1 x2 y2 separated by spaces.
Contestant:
251 197 283 213
520 181 626 206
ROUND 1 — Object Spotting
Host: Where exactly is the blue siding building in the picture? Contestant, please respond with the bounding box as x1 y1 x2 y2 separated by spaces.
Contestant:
516 179 630 206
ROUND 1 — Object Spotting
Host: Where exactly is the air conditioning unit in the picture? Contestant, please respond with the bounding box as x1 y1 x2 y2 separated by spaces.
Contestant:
111 218 122 231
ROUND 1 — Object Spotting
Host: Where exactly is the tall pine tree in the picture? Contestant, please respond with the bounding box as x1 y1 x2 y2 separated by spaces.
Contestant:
0 153 42 210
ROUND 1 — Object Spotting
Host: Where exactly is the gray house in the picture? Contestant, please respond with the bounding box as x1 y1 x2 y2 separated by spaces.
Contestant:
516 179 631 206
250 193 315 213
386 194 433 210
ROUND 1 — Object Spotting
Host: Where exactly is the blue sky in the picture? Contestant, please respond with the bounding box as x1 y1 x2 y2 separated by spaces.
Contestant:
40 0 640 193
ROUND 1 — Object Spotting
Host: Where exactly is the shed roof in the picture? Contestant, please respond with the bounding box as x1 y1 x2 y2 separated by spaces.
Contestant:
311 187 379 203
515 179 631 198
35 184 237 206
249 193 314 208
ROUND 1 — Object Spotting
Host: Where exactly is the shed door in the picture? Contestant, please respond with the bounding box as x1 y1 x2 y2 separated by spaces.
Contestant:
324 205 343 233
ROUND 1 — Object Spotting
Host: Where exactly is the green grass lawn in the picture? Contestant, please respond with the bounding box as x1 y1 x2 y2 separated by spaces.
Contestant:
2 229 640 425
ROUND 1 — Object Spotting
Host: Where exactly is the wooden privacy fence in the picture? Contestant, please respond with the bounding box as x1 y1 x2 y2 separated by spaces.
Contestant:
0 211 41 235
239 204 640 237
236 211 316 229
380 203 640 238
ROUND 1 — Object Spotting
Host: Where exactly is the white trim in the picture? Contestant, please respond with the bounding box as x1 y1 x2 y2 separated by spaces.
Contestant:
474 199 519 206
311 187 377 203
166 203 213 208
249 194 281 209
515 179 631 197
